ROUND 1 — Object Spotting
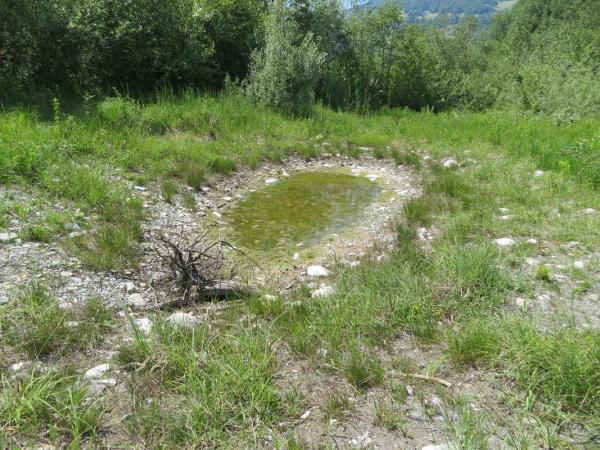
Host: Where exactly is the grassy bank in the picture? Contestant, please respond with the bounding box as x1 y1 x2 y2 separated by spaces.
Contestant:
2 93 600 447
2 92 600 270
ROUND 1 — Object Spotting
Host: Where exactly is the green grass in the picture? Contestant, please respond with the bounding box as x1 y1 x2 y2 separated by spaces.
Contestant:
117 320 281 447
448 318 600 419
0 370 105 446
2 92 600 445
0 283 113 358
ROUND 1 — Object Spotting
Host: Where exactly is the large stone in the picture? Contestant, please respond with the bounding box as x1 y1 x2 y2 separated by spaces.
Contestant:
168 312 199 329
307 265 330 277
85 363 110 379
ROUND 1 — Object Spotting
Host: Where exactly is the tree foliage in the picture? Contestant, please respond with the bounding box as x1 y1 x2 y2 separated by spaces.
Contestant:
1 0 599 118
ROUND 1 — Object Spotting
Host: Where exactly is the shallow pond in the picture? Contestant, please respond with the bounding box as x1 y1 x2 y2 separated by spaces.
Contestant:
225 171 379 251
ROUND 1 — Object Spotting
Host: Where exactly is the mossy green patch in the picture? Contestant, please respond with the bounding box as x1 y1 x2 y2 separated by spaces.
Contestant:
225 171 378 251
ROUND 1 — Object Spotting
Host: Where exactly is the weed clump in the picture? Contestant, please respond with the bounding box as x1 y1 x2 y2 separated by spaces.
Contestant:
0 283 113 358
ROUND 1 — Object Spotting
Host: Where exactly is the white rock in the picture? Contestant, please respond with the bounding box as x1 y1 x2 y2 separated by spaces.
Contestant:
134 318 153 335
358 146 371 152
168 312 198 329
134 185 146 191
367 174 378 181
282 171 290 177
293 252 300 261
85 363 110 379
0 232 17 243
306 265 330 277
525 257 539 266
350 431 372 448
534 170 545 177
127 293 146 307
349 261 360 268
88 378 117 397
585 208 597 215
265 178 277 185
515 297 526 307
223 196 232 202
212 211 222 219
499 208 510 213
526 238 538 245
499 215 512 221
311 286 335 298
300 410 311 420
124 282 136 293
10 361 30 372
573 261 585 269
495 238 516 247
422 444 458 450
442 159 458 168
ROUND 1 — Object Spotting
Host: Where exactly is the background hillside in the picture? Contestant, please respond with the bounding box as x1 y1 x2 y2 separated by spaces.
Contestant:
351 0 517 24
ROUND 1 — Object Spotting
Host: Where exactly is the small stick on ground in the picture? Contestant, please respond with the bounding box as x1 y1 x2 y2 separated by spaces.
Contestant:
397 372 453 388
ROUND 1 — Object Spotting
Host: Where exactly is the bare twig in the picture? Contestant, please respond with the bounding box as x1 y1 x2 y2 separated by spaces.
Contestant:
148 226 254 306
397 372 453 388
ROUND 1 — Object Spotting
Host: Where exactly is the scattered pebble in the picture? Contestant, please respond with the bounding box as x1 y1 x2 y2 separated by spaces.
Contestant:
168 312 199 329
350 431 372 448
265 178 277 185
10 361 31 372
526 238 538 245
585 208 597 215
573 261 585 269
306 265 330 277
495 238 516 247
88 378 117 397
534 170 545 177
127 293 146 307
422 444 458 450
311 285 335 298
442 159 458 168
515 297 527 307
85 363 110 379
299 410 311 420
124 282 136 293
133 317 153 335
0 232 17 243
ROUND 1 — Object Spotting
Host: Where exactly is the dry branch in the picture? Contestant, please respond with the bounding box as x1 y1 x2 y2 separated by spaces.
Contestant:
149 226 253 306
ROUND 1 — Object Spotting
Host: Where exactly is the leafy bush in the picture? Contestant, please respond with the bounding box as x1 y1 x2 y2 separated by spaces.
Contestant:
246 0 325 116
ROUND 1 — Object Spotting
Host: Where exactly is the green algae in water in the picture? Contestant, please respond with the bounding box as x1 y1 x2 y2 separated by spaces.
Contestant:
225 171 379 251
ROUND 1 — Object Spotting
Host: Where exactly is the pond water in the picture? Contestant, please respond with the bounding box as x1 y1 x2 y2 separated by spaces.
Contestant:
224 171 379 251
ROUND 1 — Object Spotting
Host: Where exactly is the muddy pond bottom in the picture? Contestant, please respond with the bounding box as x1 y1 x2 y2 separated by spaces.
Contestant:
225 171 379 251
